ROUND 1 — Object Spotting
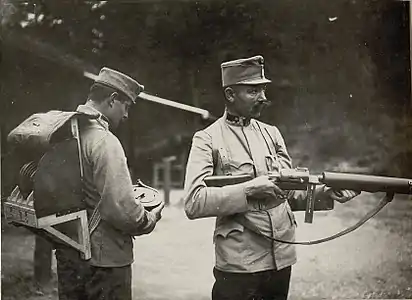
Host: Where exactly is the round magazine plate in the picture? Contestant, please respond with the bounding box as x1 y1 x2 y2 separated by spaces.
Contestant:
132 185 162 211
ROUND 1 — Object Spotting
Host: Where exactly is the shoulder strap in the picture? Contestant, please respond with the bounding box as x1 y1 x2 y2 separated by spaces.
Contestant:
254 120 280 156
70 117 101 234
235 192 393 245
211 119 232 176
70 117 84 178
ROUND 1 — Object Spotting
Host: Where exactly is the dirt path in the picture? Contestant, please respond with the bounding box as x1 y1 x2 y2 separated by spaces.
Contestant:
2 191 412 299
290 193 412 299
132 191 412 300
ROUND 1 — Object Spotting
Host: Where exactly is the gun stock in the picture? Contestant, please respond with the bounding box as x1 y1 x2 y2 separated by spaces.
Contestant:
205 173 309 190
204 174 253 187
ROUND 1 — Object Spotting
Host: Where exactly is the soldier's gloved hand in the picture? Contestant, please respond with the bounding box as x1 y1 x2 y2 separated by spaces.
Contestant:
244 175 287 210
325 188 361 203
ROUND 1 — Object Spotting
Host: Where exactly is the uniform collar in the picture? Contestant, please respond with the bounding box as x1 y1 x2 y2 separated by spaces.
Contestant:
76 104 110 130
224 110 251 127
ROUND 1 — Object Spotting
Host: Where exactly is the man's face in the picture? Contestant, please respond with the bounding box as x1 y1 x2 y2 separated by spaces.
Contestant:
228 84 270 118
107 93 133 129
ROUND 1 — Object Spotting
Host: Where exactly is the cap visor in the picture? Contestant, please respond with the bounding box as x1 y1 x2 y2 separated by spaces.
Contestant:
236 78 272 85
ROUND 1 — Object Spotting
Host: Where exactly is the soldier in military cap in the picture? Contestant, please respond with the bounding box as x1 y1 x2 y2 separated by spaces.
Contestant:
55 67 165 300
183 56 359 300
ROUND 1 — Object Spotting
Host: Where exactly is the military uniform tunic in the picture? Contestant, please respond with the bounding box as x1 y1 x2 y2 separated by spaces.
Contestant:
184 112 306 273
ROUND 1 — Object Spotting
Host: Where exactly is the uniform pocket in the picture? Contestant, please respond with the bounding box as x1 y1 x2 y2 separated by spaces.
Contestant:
286 203 297 227
229 159 254 175
214 221 244 240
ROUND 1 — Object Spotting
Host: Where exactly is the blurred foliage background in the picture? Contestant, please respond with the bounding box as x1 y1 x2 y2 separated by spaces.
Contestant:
0 0 411 195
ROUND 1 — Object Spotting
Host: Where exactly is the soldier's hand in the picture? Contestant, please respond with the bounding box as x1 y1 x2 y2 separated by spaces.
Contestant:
244 175 286 199
151 201 165 222
326 189 361 203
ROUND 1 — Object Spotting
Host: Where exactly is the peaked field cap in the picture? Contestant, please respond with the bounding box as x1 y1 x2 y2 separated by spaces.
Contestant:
221 55 272 87
95 67 144 103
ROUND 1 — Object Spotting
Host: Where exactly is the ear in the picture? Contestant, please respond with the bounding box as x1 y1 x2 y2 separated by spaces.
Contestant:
108 92 118 107
224 87 235 103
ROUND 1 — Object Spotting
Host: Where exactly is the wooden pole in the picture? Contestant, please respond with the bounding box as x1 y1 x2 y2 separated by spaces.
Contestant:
163 158 171 206
162 156 176 206
152 162 160 189
84 70 211 119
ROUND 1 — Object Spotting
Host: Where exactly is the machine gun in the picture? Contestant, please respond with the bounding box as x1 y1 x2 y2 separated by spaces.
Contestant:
205 168 412 224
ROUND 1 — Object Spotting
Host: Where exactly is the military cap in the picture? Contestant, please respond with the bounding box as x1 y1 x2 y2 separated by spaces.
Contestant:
221 55 272 87
95 67 144 103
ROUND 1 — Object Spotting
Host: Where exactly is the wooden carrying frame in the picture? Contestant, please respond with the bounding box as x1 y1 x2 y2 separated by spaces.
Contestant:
3 117 91 260
4 188 91 260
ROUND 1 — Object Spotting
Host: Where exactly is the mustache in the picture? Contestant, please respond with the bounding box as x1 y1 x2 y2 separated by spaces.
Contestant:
256 99 272 106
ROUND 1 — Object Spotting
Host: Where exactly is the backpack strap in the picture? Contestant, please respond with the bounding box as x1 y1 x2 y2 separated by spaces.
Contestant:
70 117 101 234
70 117 84 178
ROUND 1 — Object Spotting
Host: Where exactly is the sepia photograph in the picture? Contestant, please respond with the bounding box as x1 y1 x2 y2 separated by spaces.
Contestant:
1 0 412 299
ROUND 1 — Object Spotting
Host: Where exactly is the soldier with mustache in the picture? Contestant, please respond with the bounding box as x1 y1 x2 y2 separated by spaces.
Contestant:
183 55 359 300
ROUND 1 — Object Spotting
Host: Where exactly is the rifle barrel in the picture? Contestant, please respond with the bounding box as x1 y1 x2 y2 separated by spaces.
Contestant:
322 172 412 194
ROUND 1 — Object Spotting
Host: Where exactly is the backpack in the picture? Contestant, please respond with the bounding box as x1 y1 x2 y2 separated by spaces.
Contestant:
4 110 97 258
6 111 94 216
4 109 161 258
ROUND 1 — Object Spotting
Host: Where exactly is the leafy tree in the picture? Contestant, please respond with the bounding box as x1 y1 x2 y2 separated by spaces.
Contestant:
1 0 410 180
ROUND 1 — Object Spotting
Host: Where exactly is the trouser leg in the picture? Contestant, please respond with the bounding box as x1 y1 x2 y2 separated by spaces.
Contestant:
212 267 292 300
260 266 292 300
86 265 132 300
212 268 262 300
55 248 90 300
56 247 132 300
